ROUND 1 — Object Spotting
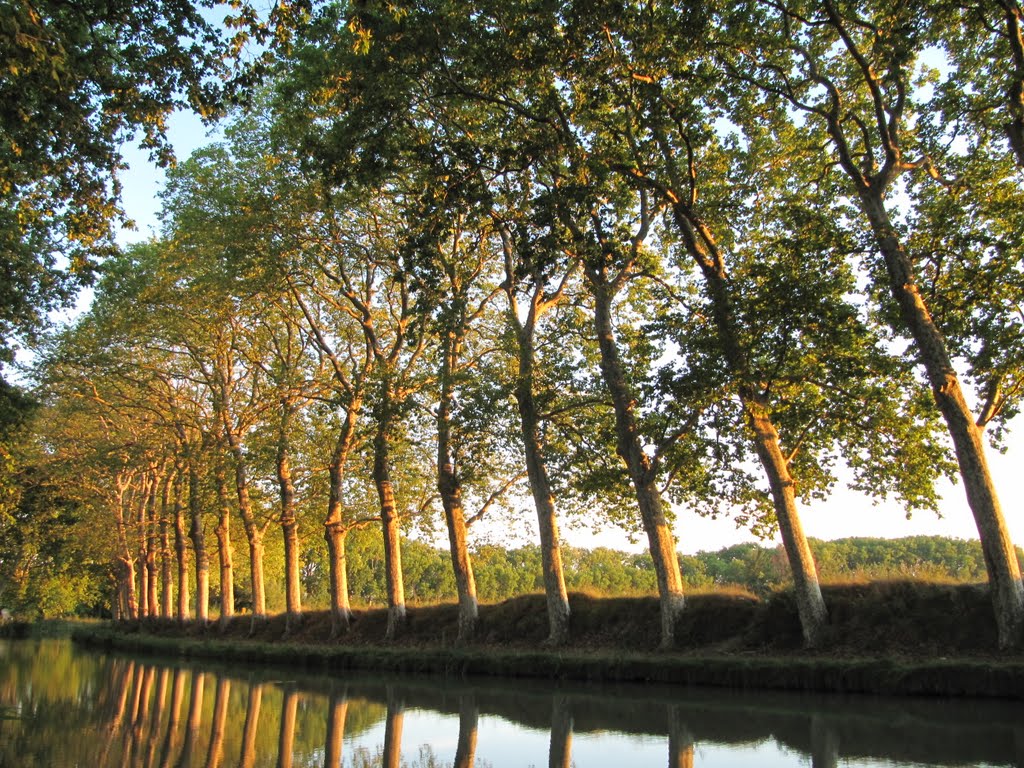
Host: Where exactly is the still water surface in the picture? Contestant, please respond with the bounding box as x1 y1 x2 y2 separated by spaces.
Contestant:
1 638 1023 767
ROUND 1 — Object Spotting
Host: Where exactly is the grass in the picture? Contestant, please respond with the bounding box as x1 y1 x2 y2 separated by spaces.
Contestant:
66 580 1024 700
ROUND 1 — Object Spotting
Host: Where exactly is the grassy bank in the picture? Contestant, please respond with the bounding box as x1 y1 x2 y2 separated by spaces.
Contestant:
70 581 1024 700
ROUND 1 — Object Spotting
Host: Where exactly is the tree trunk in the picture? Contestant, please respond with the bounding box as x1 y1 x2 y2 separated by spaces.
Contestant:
248 534 266 630
159 474 174 618
145 473 160 617
173 472 190 621
277 421 302 634
374 388 406 640
438 333 478 642
860 189 1024 648
744 395 828 646
590 281 685 647
325 409 359 638
213 465 234 629
514 319 571 645
188 458 209 623
225 429 266 622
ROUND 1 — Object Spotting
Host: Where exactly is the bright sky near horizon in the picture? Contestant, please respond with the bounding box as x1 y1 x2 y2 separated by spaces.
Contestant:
112 111 1024 556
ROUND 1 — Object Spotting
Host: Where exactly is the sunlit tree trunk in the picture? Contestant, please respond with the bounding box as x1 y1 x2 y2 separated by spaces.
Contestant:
589 278 684 647
114 474 139 621
277 411 303 634
373 385 406 640
325 409 359 637
437 330 478 642
213 462 234 628
501 235 572 645
173 470 190 621
160 473 174 618
187 455 209 623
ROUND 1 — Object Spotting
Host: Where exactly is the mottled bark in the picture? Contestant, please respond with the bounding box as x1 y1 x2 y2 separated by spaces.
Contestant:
859 189 1024 648
188 458 209 623
159 474 174 618
374 389 406 640
224 424 267 622
438 332 478 642
514 325 570 645
173 472 190 622
213 465 234 628
277 423 302 634
1000 0 1024 166
590 282 684 647
502 236 572 646
325 409 359 637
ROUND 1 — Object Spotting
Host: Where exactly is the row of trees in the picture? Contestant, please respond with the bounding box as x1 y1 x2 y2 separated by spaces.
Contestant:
2 0 1023 648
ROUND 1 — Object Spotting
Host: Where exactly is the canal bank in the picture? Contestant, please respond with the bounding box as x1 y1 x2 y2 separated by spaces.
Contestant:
68 583 1024 701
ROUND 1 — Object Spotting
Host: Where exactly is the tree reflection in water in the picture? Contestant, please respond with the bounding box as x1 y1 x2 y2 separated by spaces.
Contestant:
2 639 1024 768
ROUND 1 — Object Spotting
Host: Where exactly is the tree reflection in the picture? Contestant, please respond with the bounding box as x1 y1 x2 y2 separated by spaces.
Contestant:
204 675 230 768
549 694 572 768
277 686 299 768
454 693 478 768
157 667 186 768
324 688 349 768
668 704 694 768
238 681 264 768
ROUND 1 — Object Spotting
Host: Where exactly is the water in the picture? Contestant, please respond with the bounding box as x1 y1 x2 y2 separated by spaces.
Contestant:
1 638 1023 767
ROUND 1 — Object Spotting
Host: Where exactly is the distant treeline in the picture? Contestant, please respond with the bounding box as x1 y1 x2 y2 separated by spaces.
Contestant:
296 534 1018 610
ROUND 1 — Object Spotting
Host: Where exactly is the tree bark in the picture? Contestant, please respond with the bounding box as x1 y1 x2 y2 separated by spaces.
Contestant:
325 408 360 638
277 415 302 634
438 332 478 642
859 189 1024 648
590 281 685 647
173 471 190 621
213 464 234 629
187 456 209 623
224 425 267 623
159 473 174 618
374 386 406 640
513 319 571 645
